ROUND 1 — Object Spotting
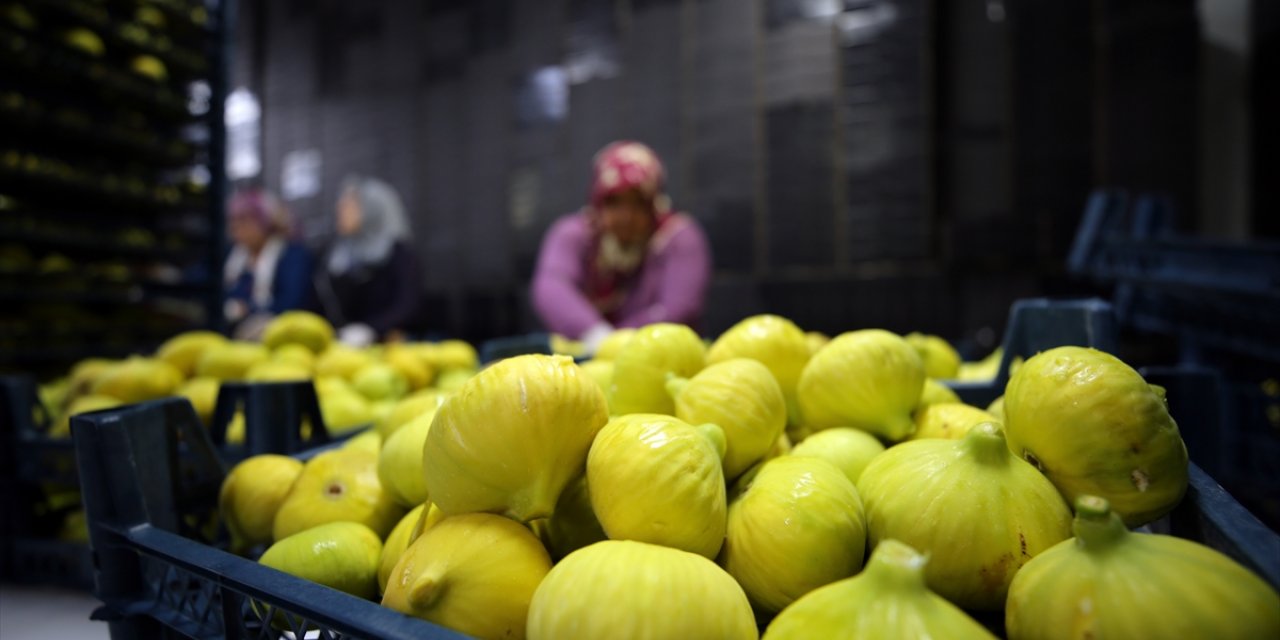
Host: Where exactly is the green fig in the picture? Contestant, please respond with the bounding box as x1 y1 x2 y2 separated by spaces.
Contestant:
379 504 427 595
1004 347 1189 526
789 427 885 484
219 455 304 554
260 521 382 600
273 448 404 541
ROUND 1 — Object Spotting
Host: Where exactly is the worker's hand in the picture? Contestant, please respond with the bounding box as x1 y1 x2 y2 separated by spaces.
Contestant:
581 322 614 356
338 323 377 348
233 313 272 341
224 299 248 322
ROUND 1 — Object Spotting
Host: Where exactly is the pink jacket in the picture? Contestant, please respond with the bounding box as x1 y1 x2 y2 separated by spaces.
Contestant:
532 211 712 338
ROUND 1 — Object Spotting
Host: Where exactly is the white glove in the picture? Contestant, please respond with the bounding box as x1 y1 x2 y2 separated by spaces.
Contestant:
581 322 615 356
338 323 377 348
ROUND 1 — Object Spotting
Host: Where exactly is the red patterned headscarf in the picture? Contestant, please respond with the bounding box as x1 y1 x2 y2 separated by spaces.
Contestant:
583 141 676 319
229 188 294 238
589 141 669 212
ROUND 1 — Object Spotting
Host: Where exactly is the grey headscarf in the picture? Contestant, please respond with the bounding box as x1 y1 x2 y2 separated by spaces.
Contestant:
327 176 412 275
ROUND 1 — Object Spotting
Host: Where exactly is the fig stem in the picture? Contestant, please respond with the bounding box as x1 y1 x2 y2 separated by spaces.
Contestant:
1072 495 1128 550
509 483 557 523
864 540 929 591
697 423 728 462
409 572 445 610
961 422 1010 464
664 375 688 400
883 413 916 442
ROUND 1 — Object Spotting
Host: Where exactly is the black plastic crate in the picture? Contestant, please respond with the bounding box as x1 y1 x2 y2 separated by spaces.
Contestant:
479 333 593 365
1 376 73 484
938 299 1280 545
1066 189 1280 531
1067 189 1280 365
72 398 465 640
68 396 1280 640
1 376 349 590
479 333 554 364
0 375 83 587
208 381 343 460
5 537 95 588
945 297 1118 407
1148 465 1280 590
1142 366 1280 533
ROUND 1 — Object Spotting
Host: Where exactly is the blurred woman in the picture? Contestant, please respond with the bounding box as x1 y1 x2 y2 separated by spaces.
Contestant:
532 141 712 350
223 188 313 339
314 176 423 346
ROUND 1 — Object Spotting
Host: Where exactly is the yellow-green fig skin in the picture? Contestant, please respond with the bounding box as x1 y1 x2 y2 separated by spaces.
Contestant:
544 474 608 561
198 342 269 381
408 502 447 545
1006 496 1280 640
378 392 446 439
379 504 427 595
788 427 885 484
763 539 996 640
263 310 334 354
705 314 811 424
856 423 1072 610
219 454 304 553
272 448 405 541
377 411 433 507
157 331 228 377
720 456 867 614
92 357 184 403
986 395 1005 422
797 329 925 442
608 323 706 416
1004 347 1189 526
423 354 609 523
592 328 636 361
383 513 552 640
911 402 999 440
528 540 759 640
587 414 728 559
259 521 383 601
919 378 962 406
669 358 788 480
576 359 614 397
906 332 962 379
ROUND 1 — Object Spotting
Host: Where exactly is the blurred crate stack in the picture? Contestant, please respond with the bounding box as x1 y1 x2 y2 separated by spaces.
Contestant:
839 0 931 263
0 374 348 588
1069 189 1280 528
0 0 230 380
71 398 466 639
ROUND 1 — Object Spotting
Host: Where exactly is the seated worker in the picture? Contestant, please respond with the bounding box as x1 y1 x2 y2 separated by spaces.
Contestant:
314 176 423 346
223 188 314 339
532 141 712 351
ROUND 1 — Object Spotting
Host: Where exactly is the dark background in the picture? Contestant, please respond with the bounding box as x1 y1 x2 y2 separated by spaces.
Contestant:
230 0 1272 348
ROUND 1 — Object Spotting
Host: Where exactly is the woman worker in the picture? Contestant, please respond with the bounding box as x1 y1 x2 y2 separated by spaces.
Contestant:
222 188 314 339
314 176 423 346
532 141 712 351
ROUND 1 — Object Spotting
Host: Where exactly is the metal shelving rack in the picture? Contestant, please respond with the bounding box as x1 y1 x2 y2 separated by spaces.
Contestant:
0 0 230 378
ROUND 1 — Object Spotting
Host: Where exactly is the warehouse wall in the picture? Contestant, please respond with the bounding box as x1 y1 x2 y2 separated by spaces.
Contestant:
236 0 1202 346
